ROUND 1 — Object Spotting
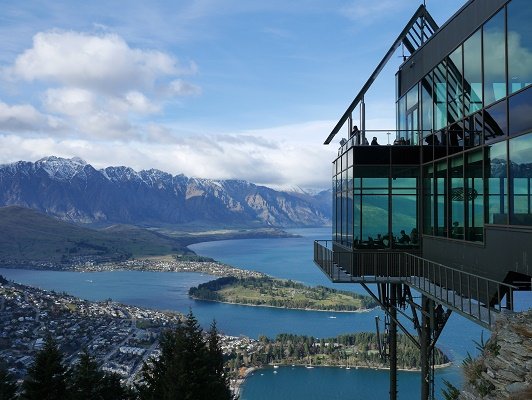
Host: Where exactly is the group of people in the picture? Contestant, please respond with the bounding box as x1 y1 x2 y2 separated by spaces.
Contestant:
354 228 419 249
350 125 380 146
393 137 411 145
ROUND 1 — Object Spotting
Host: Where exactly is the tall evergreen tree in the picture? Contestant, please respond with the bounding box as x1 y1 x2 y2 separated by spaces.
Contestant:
21 336 68 400
68 349 135 400
138 311 232 400
68 350 103 400
205 320 232 400
0 363 18 400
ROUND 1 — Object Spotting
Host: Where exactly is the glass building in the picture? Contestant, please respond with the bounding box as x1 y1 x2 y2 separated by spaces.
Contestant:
315 3 531 397
322 0 532 290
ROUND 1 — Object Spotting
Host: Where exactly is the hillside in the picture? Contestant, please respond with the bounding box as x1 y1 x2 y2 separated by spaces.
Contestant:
189 276 378 311
0 206 192 265
0 156 331 228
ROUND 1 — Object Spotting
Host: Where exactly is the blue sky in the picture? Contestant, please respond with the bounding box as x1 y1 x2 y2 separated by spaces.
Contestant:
0 0 466 189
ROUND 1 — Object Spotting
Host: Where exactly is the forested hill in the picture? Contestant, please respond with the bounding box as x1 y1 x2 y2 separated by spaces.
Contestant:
189 276 378 311
240 332 450 370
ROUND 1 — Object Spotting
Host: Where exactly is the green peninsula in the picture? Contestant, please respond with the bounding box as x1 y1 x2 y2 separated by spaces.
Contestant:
189 276 378 311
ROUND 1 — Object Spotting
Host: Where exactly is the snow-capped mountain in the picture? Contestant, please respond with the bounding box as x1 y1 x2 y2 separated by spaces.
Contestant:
0 157 331 227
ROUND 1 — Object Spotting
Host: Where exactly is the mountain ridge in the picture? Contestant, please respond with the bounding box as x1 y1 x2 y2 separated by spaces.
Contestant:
0 157 331 228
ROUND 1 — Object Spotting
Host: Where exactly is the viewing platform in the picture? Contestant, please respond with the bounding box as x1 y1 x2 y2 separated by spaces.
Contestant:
314 240 516 329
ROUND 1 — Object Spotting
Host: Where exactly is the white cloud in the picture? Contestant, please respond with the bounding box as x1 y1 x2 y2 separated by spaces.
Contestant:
8 30 196 96
43 87 96 116
1 30 203 142
0 101 63 133
167 79 202 96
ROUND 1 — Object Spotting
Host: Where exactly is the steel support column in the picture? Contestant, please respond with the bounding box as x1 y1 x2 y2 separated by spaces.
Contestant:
420 295 433 400
389 284 398 400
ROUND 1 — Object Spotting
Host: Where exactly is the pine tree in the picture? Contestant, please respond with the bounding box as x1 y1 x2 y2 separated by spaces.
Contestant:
68 350 103 400
205 320 232 400
0 363 18 400
68 349 134 400
21 336 68 400
138 311 233 400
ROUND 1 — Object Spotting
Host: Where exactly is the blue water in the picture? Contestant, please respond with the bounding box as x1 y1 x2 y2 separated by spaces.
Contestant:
241 366 461 400
3 227 528 399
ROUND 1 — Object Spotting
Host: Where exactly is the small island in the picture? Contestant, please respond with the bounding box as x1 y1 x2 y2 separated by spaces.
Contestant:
189 276 378 311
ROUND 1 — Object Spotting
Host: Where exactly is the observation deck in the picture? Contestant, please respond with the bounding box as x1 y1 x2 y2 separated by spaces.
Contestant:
314 240 516 329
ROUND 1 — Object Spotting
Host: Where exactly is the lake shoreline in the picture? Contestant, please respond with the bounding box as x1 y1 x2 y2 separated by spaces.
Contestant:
190 296 375 314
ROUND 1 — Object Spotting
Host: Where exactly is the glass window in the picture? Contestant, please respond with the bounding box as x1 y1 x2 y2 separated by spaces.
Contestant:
448 46 463 124
507 0 532 94
509 133 532 225
483 9 507 106
361 195 388 246
392 166 418 192
466 150 484 241
421 74 433 139
434 61 447 130
509 86 532 136
423 164 434 235
392 195 418 248
335 192 341 242
353 193 361 244
435 161 447 237
398 96 406 143
464 30 482 115
484 100 507 143
346 190 353 245
486 141 508 224
450 155 465 239
406 85 419 145
464 112 483 147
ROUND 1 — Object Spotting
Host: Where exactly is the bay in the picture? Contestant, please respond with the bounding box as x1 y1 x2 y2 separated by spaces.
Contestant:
1 226 507 399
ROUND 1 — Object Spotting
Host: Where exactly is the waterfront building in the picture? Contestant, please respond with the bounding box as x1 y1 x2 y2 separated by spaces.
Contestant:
314 1 532 399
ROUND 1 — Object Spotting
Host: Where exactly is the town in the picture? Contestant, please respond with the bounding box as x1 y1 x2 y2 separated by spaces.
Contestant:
0 276 260 395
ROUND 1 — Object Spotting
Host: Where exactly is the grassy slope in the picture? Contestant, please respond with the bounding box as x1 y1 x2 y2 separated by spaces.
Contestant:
218 284 365 309
0 206 190 262
194 277 373 311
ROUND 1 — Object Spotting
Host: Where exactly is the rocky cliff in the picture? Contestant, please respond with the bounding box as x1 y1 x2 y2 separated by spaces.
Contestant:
458 310 532 400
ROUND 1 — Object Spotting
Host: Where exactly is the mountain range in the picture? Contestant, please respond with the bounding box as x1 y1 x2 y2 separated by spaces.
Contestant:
0 157 331 228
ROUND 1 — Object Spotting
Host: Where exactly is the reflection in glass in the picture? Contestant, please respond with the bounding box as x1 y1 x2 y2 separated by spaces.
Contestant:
464 112 483 147
434 61 447 130
353 193 360 244
483 9 506 106
464 30 482 115
346 190 353 245
484 100 507 142
507 0 532 94
421 74 433 139
435 161 447 236
392 195 418 248
448 46 463 124
509 86 532 136
509 133 532 225
450 155 464 239
406 85 419 145
361 195 388 245
466 150 484 241
398 96 406 143
423 164 434 235
486 141 507 224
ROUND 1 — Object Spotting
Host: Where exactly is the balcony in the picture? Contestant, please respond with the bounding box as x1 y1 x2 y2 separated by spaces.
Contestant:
314 240 516 329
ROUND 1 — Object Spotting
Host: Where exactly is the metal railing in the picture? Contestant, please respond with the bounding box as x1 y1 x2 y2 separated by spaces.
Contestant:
314 240 517 328
403 253 516 327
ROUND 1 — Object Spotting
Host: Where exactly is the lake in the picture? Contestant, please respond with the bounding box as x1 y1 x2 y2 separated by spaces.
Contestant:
2 226 517 399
